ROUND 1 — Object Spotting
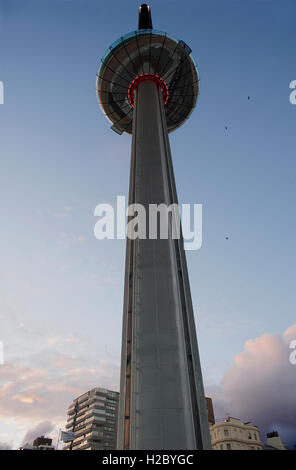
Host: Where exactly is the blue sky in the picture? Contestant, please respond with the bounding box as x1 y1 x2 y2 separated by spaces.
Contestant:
0 0 295 449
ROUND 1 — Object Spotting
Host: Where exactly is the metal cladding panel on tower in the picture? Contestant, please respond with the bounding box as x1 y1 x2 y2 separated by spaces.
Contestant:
97 30 199 134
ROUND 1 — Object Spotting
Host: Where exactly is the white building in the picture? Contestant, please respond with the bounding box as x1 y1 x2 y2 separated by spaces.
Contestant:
210 417 264 450
266 431 287 450
64 387 119 450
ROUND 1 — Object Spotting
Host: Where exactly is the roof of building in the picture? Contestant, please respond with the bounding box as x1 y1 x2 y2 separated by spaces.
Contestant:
97 29 199 135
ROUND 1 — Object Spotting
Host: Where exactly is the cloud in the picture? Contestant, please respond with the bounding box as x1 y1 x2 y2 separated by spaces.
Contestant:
284 324 296 343
22 420 54 446
58 231 86 247
0 350 119 445
46 334 80 346
77 235 85 244
0 441 12 450
53 206 73 219
0 297 120 450
206 325 296 448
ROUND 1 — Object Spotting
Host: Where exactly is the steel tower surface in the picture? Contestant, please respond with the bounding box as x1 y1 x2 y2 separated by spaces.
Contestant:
97 4 211 450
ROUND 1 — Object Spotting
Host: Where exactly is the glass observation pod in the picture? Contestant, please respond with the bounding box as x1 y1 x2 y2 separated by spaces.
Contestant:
97 29 199 135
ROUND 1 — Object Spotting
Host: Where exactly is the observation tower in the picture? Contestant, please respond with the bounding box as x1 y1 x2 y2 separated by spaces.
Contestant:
97 4 211 450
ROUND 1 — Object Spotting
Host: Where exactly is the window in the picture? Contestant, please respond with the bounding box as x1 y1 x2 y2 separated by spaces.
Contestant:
93 408 106 414
248 432 252 439
220 445 223 450
254 433 257 440
226 444 231 450
224 429 229 436
95 394 106 401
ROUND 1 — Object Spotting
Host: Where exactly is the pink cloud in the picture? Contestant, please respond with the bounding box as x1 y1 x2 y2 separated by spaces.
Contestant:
0 351 119 445
206 325 296 448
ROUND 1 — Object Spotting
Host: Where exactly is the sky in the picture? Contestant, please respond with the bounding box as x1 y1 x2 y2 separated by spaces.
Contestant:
0 0 295 450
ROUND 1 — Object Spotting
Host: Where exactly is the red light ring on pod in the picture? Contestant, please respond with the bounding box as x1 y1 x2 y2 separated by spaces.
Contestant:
128 74 169 107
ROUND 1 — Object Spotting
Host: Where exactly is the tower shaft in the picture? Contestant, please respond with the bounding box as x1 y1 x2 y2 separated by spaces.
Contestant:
117 79 211 450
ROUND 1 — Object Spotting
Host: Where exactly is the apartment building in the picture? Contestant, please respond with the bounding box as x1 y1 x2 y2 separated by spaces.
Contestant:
64 387 119 450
